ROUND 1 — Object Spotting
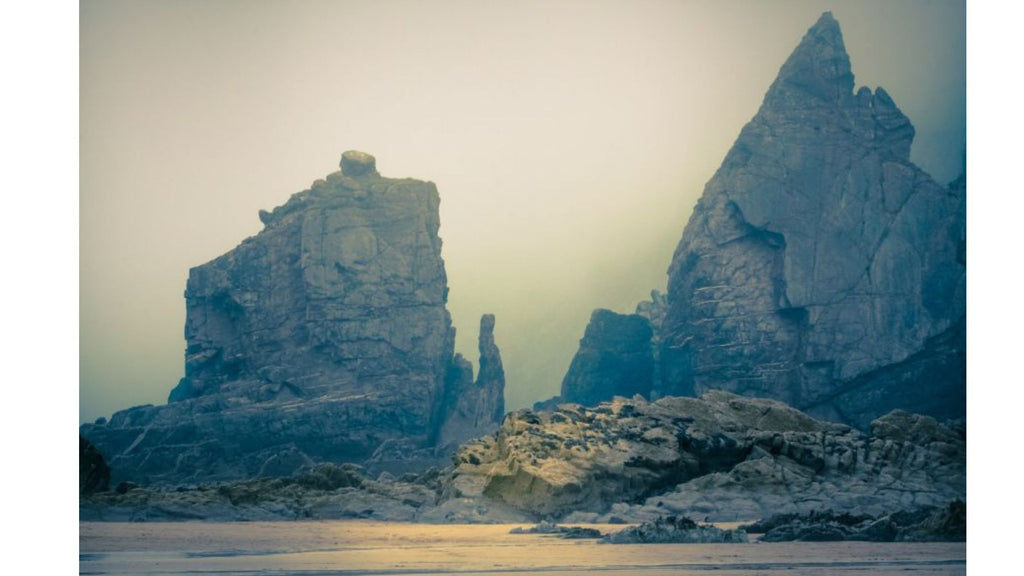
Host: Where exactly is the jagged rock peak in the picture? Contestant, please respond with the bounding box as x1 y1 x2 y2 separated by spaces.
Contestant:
433 314 507 449
653 13 966 429
764 11 853 107
477 314 506 423
340 150 378 177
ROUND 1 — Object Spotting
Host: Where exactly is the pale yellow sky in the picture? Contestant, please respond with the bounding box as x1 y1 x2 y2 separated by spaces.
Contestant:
80 0 965 422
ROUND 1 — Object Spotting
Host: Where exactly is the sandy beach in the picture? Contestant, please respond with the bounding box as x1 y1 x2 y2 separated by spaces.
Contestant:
79 520 965 575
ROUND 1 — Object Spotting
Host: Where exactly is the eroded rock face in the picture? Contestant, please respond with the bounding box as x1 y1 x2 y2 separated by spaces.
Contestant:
448 392 964 522
653 13 966 427
80 152 504 485
80 436 111 495
559 309 655 406
433 314 506 450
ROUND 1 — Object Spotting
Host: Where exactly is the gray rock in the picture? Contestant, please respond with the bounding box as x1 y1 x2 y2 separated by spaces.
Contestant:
80 152 504 485
510 521 602 538
558 309 655 406
602 516 747 544
340 150 378 177
749 500 966 542
654 12 965 428
450 392 964 522
79 462 437 522
80 436 110 495
433 314 507 450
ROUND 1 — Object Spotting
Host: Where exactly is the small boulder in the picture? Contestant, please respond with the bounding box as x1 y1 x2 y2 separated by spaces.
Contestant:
340 150 378 177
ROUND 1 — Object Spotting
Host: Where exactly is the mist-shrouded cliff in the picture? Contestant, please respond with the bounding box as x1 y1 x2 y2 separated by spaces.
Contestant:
556 12 965 430
79 151 505 485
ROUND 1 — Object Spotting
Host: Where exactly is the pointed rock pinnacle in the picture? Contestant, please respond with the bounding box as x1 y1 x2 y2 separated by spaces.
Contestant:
764 11 854 106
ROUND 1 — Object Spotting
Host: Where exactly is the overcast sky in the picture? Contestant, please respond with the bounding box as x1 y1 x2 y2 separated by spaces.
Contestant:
80 0 965 423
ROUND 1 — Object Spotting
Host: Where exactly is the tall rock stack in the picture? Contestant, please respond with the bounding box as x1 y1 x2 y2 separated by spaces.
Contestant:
551 13 965 430
80 151 506 485
433 314 507 450
658 13 965 428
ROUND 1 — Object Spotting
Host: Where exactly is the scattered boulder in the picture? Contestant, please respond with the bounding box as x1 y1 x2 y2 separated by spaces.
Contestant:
510 521 602 539
602 516 747 544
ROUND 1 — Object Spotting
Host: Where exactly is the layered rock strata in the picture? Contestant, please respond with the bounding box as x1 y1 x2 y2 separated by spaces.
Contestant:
558 13 965 429
80 152 504 485
448 392 965 522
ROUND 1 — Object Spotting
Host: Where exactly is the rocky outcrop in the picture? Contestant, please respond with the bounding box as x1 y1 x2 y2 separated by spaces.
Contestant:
448 392 965 522
560 13 965 428
80 152 505 485
80 462 532 523
433 314 506 450
657 13 966 428
80 436 111 495
746 500 966 542
539 296 666 410
602 516 747 544
558 309 655 406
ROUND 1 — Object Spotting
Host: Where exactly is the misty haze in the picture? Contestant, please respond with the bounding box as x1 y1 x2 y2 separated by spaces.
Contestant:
80 1 966 574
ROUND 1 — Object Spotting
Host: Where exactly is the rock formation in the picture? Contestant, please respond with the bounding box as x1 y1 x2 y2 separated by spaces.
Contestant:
433 314 506 450
81 391 964 524
558 13 966 429
558 309 654 406
746 500 966 542
79 152 505 485
448 392 965 522
80 462 533 523
80 436 111 495
602 516 748 544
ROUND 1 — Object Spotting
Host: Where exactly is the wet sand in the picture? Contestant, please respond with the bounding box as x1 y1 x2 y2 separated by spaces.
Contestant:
79 520 965 575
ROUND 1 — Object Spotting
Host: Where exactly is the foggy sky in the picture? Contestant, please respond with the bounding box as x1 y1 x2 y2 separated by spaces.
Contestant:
80 0 966 423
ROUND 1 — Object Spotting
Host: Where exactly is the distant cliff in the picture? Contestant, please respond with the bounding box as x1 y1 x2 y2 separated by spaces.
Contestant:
80 151 505 485
553 13 965 430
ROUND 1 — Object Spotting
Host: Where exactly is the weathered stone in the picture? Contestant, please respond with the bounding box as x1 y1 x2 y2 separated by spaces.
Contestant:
749 500 966 542
602 516 747 544
510 522 602 538
340 150 378 177
450 392 964 522
558 309 654 406
652 12 965 428
80 436 111 495
80 152 504 485
433 314 506 450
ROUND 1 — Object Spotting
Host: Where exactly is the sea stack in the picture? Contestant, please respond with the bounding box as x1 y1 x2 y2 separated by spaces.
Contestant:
80 152 506 484
657 12 966 428
554 13 965 430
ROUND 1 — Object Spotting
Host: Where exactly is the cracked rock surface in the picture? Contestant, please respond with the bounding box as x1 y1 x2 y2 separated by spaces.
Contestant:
80 152 504 485
653 13 965 428
448 392 964 523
